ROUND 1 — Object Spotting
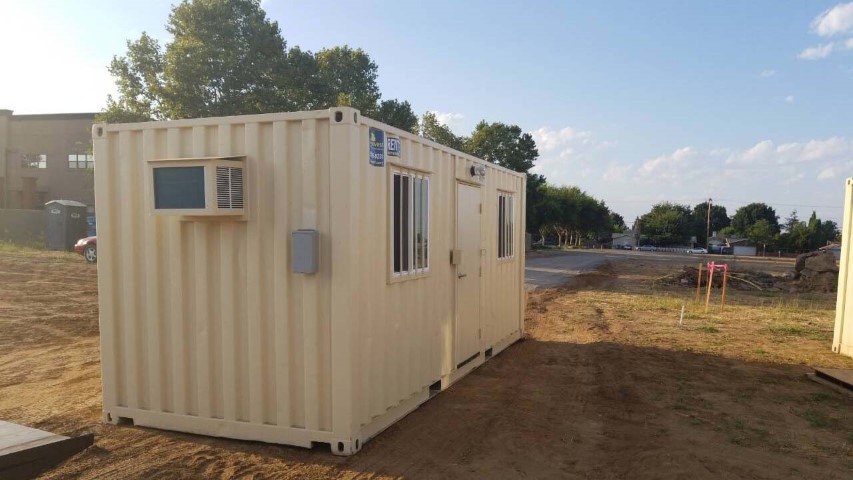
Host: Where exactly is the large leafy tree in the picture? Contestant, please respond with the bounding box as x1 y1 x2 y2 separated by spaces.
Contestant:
375 99 418 134
778 210 840 251
731 203 780 237
465 121 538 173
162 0 291 117
100 0 386 122
691 202 730 242
420 112 466 150
103 0 292 121
314 46 380 115
610 212 626 232
638 202 694 246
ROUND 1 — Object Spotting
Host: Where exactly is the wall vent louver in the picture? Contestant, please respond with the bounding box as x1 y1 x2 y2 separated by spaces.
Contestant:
216 166 244 209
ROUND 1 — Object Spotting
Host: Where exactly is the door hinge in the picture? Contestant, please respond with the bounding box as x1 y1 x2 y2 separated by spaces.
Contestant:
478 328 482 339
479 203 482 214
479 266 482 277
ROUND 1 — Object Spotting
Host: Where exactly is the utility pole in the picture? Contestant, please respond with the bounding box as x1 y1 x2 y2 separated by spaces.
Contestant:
706 198 713 249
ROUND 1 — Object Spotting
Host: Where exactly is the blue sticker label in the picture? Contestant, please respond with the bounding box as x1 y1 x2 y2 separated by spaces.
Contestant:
369 128 385 167
387 136 401 157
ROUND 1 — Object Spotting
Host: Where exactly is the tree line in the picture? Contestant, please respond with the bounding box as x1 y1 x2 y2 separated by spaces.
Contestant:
101 0 622 239
637 201 839 252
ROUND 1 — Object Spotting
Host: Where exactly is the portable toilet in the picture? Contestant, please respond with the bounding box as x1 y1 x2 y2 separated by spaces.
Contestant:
92 108 526 455
44 199 88 251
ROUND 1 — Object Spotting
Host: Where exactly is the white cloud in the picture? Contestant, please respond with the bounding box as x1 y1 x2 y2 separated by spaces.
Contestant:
812 2 853 37
818 166 837 180
760 69 776 77
531 127 592 153
602 163 630 183
846 38 853 49
798 42 835 60
639 147 696 180
785 95 795 103
428 111 465 134
726 137 853 166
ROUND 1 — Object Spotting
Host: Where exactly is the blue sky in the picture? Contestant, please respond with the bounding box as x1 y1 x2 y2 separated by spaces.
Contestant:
2 0 853 225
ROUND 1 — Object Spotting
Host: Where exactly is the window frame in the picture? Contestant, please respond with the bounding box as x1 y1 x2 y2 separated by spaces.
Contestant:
21 154 47 169
388 166 431 282
68 154 95 169
497 191 515 261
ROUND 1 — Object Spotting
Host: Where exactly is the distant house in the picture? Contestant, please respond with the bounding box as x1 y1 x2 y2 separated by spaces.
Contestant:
728 238 757 256
612 230 638 249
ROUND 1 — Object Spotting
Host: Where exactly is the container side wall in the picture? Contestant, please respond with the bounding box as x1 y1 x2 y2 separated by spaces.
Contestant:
345 118 525 433
834 179 853 357
96 112 334 437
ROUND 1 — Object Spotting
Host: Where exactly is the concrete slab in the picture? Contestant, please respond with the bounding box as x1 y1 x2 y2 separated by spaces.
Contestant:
0 421 93 480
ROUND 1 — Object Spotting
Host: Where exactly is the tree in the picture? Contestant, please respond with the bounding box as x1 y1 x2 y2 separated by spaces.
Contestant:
281 45 326 110
375 99 418 134
420 112 466 150
746 219 775 248
691 202 729 241
610 212 626 232
164 0 293 117
465 121 538 173
314 46 380 115
638 203 694 246
783 210 799 234
103 0 292 121
100 32 165 121
731 203 780 237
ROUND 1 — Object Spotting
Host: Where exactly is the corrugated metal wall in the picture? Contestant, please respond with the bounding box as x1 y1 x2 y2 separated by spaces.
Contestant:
833 178 853 358
95 109 525 452
95 113 334 434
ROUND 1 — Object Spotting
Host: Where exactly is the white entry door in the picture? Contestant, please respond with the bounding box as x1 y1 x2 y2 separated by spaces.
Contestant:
455 183 481 366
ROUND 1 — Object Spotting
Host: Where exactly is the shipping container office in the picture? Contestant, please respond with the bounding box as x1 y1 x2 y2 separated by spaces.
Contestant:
834 178 853 358
93 108 526 455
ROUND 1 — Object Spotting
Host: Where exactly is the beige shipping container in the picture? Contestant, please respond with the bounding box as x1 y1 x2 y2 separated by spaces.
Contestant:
93 108 526 455
834 178 853 358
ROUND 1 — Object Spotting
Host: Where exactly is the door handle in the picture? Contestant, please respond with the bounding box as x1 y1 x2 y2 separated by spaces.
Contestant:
457 273 467 279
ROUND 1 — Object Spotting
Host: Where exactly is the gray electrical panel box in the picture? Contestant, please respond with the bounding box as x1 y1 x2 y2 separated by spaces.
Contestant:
292 229 319 274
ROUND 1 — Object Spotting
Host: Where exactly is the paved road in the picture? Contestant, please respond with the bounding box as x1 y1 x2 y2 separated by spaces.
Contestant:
524 250 608 289
524 248 791 289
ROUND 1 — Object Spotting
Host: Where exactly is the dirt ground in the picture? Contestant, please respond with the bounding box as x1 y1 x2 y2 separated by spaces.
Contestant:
1 250 853 479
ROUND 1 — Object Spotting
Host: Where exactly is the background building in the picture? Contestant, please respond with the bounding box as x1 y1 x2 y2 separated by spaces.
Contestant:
0 109 96 210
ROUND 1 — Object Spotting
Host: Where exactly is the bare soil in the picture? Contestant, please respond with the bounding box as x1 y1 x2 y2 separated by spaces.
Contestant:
1 250 852 479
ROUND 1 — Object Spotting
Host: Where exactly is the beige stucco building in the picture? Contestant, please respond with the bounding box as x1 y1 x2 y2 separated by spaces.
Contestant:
0 109 96 210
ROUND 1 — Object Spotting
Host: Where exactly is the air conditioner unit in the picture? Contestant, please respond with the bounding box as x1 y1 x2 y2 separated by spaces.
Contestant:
147 156 245 217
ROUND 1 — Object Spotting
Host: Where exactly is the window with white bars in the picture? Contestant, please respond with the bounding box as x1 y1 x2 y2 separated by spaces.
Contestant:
498 193 514 259
21 154 47 169
392 170 430 276
68 154 95 169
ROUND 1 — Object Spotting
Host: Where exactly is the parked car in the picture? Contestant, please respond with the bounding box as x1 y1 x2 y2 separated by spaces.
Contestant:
74 236 97 263
687 247 708 254
637 245 657 252
622 244 633 250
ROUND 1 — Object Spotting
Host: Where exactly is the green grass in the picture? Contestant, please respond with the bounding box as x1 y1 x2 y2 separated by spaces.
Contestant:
806 392 832 403
800 409 833 428
699 325 720 334
767 325 830 341
768 325 808 336
0 241 44 253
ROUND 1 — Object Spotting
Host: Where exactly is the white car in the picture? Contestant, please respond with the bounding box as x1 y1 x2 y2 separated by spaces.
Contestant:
687 247 708 254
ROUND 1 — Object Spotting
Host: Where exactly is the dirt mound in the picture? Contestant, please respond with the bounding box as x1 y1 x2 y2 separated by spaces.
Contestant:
671 266 779 291
793 251 839 293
